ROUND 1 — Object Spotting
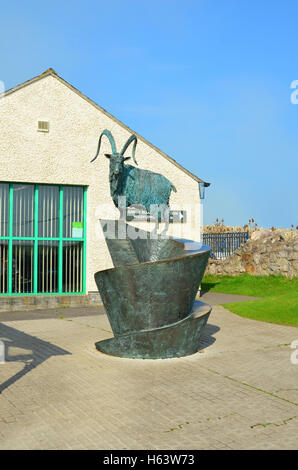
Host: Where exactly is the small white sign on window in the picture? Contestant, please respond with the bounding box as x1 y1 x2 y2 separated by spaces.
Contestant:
72 222 83 238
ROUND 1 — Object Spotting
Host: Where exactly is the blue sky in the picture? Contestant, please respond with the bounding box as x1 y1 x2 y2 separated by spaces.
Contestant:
1 0 297 228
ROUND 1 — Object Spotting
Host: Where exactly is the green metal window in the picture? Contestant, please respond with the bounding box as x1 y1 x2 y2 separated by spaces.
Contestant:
0 182 87 295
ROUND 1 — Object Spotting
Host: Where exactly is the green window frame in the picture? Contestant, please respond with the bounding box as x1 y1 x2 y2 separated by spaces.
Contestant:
0 182 87 296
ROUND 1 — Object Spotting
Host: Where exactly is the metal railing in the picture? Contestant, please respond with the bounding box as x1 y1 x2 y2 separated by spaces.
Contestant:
203 232 249 259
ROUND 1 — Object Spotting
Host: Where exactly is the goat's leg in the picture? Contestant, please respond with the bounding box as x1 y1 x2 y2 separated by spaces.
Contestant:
119 207 126 220
160 205 170 237
150 206 159 239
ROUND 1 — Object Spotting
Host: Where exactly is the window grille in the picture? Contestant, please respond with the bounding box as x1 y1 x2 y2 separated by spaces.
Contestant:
37 121 49 132
0 182 86 295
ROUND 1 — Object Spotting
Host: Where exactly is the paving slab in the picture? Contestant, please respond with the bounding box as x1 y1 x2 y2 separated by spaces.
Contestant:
0 302 297 450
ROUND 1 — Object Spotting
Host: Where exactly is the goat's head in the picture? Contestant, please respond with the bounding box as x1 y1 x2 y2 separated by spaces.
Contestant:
105 153 130 178
91 129 138 167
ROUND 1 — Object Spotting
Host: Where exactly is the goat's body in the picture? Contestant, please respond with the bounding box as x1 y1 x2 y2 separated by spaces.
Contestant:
92 129 176 233
110 164 176 213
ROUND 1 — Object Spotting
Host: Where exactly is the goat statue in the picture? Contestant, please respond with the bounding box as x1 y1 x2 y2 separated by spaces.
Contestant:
91 129 177 234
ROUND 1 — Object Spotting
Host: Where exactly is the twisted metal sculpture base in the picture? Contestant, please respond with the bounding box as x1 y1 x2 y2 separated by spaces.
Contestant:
94 220 212 359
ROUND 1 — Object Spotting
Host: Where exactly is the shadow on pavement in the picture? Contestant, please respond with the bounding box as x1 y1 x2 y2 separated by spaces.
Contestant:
0 323 70 394
199 322 220 350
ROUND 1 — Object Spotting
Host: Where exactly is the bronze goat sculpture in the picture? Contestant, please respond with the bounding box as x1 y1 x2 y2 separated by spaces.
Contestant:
91 129 176 234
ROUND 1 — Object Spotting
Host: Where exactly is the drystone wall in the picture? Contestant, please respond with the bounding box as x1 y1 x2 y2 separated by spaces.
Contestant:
205 229 298 278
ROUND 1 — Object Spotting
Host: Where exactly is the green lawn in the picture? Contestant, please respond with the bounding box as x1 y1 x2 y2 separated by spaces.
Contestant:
201 274 298 327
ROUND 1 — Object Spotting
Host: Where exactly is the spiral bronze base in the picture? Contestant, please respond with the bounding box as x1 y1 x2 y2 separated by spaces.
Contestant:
94 220 212 359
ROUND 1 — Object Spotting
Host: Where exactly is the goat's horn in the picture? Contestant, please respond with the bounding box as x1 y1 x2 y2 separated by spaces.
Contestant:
90 129 117 162
120 135 138 165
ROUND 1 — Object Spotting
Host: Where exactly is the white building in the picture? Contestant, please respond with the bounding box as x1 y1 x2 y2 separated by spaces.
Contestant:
0 69 209 310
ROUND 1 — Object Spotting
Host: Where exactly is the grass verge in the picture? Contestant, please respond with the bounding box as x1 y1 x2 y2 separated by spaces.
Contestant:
201 274 298 327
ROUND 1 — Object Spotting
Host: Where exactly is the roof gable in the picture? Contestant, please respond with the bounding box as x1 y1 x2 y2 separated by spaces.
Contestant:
1 68 209 186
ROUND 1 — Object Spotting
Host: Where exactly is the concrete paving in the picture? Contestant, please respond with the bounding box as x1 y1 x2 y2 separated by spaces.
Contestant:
0 298 297 450
200 291 262 305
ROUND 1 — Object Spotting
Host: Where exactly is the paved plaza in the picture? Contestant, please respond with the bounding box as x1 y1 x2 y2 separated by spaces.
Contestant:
0 294 297 450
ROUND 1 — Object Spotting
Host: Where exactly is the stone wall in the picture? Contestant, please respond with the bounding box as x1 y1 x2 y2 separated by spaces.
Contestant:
205 229 298 278
0 293 103 313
